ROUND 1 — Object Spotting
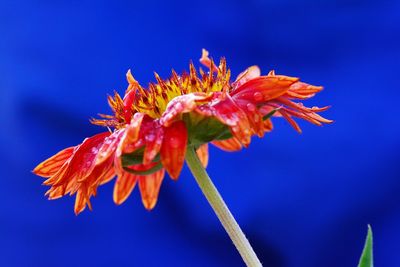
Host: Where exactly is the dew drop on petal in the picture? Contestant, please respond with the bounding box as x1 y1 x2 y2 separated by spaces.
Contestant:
253 92 263 102
246 103 256 112
146 134 156 142
169 137 180 148
174 102 183 111
225 118 234 125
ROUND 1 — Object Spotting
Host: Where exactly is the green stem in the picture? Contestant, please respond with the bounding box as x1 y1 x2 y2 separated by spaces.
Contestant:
185 146 262 267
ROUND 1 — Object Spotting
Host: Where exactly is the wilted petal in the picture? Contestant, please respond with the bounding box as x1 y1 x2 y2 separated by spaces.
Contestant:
160 121 188 180
33 147 74 177
196 144 209 168
138 169 165 210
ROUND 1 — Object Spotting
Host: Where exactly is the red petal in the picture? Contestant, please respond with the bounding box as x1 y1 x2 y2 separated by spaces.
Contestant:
160 121 188 180
96 129 125 165
113 171 139 205
114 113 145 174
212 95 252 146
196 144 209 168
143 124 164 165
232 66 261 89
138 169 165 210
212 137 242 151
33 147 74 177
235 100 265 137
232 75 298 103
72 156 114 214
45 132 110 187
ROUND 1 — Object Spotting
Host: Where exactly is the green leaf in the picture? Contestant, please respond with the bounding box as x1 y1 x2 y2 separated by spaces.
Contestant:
262 109 278 121
121 147 160 167
123 162 163 175
357 225 373 267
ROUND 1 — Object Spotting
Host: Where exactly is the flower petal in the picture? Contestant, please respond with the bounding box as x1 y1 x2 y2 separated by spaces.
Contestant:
138 169 165 210
114 113 145 174
96 129 125 165
211 95 252 146
33 147 74 177
113 171 139 205
199 48 219 72
143 122 164 165
232 65 261 89
44 132 110 187
232 75 298 103
196 144 209 168
212 137 242 151
74 189 90 215
160 121 188 180
159 93 211 127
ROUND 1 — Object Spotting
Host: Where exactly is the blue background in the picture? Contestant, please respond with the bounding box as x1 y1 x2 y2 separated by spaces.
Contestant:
1 0 399 266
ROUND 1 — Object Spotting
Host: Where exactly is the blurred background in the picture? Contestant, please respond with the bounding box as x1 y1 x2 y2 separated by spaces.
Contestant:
1 0 399 266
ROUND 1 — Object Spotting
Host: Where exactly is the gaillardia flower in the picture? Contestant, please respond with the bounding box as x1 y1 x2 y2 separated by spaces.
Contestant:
33 49 331 215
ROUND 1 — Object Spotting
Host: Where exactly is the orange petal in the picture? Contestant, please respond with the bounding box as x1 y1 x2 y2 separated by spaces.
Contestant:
138 169 165 210
113 171 139 205
212 137 242 151
196 144 209 168
160 121 188 180
33 147 74 177
279 110 302 133
74 189 91 215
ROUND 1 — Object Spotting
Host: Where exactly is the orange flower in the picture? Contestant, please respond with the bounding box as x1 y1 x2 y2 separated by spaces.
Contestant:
33 49 331 214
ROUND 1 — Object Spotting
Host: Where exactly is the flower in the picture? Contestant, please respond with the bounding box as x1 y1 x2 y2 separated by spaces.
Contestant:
33 49 332 214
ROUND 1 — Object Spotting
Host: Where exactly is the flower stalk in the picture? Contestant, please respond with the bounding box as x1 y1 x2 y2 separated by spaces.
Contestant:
185 146 262 267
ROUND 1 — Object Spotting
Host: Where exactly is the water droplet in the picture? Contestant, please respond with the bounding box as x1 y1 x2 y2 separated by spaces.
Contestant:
169 137 180 148
174 102 183 110
146 134 155 142
225 118 234 125
253 92 263 101
254 114 260 122
246 103 256 112
231 126 239 132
